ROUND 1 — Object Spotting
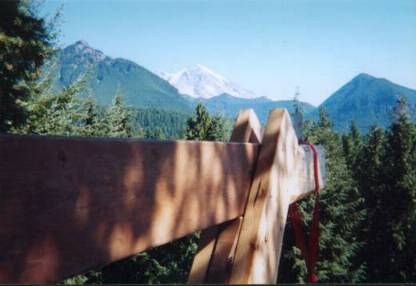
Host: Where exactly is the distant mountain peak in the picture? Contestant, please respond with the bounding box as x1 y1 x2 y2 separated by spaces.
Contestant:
190 64 219 76
319 72 416 132
159 65 256 99
63 40 106 62
352 73 377 82
74 40 90 47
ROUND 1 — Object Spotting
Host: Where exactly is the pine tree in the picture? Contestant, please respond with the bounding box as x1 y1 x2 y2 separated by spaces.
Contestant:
370 96 416 281
79 97 108 137
291 87 304 140
354 126 386 281
144 127 166 140
342 121 362 171
206 115 228 141
17 80 84 136
185 103 212 140
108 93 133 138
185 103 228 141
0 0 53 132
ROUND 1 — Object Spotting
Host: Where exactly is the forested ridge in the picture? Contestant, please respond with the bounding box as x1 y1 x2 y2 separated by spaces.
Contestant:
1 1 415 283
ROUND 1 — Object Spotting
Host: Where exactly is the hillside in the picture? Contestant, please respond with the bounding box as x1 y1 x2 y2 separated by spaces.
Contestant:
316 73 416 132
42 41 317 124
43 42 416 133
204 94 315 124
43 41 194 113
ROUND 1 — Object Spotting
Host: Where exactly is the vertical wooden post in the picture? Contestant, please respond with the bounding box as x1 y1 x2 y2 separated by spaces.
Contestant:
228 109 307 284
188 109 262 283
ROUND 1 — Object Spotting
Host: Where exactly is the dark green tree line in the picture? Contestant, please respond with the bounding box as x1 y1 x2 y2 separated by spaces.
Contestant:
357 97 416 282
281 97 416 283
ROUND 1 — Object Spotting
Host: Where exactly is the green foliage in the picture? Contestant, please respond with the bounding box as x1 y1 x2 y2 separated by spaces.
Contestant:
132 108 189 139
346 97 416 282
281 99 416 283
107 93 133 138
342 121 362 168
80 234 200 284
15 77 136 139
43 41 194 114
0 0 53 132
291 91 305 140
353 126 386 281
16 79 85 135
185 102 230 141
78 97 109 137
365 97 416 282
185 103 211 140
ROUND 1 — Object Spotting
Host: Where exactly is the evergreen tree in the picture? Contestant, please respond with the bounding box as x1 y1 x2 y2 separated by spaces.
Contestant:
0 0 53 132
185 103 212 140
108 93 133 138
291 87 304 140
17 80 84 135
370 96 416 281
206 115 228 141
144 127 166 140
354 126 386 281
342 121 362 169
185 103 228 141
79 97 108 137
132 108 188 139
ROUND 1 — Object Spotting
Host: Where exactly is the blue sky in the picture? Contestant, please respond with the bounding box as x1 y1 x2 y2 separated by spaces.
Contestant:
41 0 416 105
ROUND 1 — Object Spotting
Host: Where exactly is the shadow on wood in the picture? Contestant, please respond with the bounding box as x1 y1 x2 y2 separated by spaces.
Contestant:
0 108 325 284
0 136 258 283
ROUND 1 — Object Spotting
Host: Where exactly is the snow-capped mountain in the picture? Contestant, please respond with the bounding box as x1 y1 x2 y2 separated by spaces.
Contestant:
159 64 256 99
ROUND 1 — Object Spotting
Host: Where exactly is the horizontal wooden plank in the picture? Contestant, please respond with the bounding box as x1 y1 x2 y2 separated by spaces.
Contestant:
288 144 326 204
0 135 259 283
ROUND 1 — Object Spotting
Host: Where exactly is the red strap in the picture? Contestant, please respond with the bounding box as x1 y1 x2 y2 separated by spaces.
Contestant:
288 144 320 283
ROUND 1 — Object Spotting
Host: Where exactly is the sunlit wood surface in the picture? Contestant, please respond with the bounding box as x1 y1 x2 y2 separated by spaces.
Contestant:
0 108 325 284
0 136 258 283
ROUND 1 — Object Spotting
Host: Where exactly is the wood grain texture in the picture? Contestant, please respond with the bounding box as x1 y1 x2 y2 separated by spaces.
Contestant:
188 109 262 284
228 109 326 284
204 216 243 283
0 135 259 283
187 224 218 283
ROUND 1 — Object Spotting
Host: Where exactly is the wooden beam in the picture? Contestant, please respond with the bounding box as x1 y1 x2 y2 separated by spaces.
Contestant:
188 109 262 284
288 144 326 204
230 109 263 144
228 109 325 284
0 135 259 283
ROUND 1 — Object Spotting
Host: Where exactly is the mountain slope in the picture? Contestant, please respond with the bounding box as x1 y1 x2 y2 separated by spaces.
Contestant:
43 42 416 134
315 73 416 132
43 41 194 113
204 93 316 123
159 65 256 99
